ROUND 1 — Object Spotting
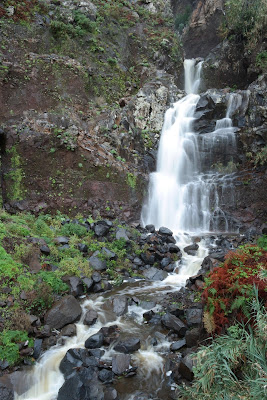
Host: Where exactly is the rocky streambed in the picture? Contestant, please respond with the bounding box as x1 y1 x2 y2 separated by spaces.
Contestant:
0 217 256 400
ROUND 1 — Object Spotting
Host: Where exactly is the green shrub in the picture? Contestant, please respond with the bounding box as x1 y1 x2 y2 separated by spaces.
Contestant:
38 271 69 294
60 223 87 237
0 330 33 366
174 6 192 32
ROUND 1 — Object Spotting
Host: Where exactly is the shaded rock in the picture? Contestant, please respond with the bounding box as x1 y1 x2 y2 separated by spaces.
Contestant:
0 379 14 400
85 332 104 349
178 354 194 381
159 227 173 236
78 243 88 253
84 310 98 326
104 387 118 400
33 338 42 359
82 277 93 292
59 349 84 378
112 354 131 375
69 276 84 297
170 339 186 352
184 243 199 256
143 267 168 281
115 228 129 241
185 328 202 347
145 224 155 233
161 313 187 337
98 369 114 383
92 271 102 283
186 308 203 327
102 247 117 260
55 236 69 245
161 257 172 268
94 221 110 237
57 369 102 400
45 295 82 329
143 310 155 322
209 249 226 261
88 349 104 358
89 255 107 271
133 257 143 266
114 338 141 353
61 324 77 337
40 245 50 255
112 296 128 316
168 244 181 253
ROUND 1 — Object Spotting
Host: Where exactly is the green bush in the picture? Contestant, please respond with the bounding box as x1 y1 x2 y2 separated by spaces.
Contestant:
0 330 33 366
174 6 192 32
180 290 267 399
38 271 69 294
60 223 87 237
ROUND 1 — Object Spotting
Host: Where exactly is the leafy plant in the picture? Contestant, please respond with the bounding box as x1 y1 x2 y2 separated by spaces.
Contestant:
0 330 33 366
60 223 87 238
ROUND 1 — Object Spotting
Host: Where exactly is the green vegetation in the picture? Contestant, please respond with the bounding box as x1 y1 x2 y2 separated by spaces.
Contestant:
126 172 137 189
180 289 267 399
0 330 33 366
174 5 192 33
5 146 24 200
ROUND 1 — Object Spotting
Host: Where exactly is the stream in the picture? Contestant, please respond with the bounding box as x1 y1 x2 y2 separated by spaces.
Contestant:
14 59 240 400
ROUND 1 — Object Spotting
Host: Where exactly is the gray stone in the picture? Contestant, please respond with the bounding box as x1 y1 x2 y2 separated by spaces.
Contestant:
82 277 93 292
89 255 107 271
186 308 203 327
33 338 42 359
114 338 141 353
98 369 113 383
168 244 181 253
94 221 110 237
45 295 82 329
55 236 69 245
145 224 155 233
115 228 129 241
69 276 84 297
161 313 187 337
104 387 118 400
92 271 102 283
0 379 13 400
61 324 77 337
112 354 131 375
159 227 173 236
178 354 194 381
185 328 202 347
184 243 199 256
84 310 98 326
40 245 50 255
102 247 117 260
143 267 168 281
85 332 104 349
112 296 128 316
161 257 172 268
170 339 186 352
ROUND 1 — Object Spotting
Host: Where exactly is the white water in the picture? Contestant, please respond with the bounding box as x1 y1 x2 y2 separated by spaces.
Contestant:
14 60 241 400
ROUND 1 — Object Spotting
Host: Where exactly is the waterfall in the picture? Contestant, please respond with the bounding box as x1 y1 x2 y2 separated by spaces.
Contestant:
141 59 239 234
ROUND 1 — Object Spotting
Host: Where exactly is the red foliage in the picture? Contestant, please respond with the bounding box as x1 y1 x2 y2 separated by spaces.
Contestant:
203 245 267 333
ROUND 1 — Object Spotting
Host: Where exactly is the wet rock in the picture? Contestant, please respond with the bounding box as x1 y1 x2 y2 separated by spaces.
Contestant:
185 328 202 347
84 310 98 326
186 308 203 327
0 379 14 400
145 224 155 233
45 295 82 329
69 276 84 297
60 349 84 378
104 387 118 400
184 243 199 256
159 227 173 236
114 338 141 353
112 296 128 316
168 244 181 253
164 263 175 272
112 354 131 375
89 349 104 358
170 339 186 352
61 324 77 337
161 257 172 268
178 354 194 381
115 228 129 241
139 300 156 310
143 267 168 281
209 249 226 261
55 236 69 245
85 332 104 349
143 310 155 322
0 360 9 370
89 254 107 271
161 313 187 337
40 245 50 255
33 338 42 359
94 221 111 237
98 368 114 383
57 369 102 400
133 257 143 266
92 271 102 283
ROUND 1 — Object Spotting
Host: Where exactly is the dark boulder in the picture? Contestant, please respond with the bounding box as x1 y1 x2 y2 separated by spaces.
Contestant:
45 295 82 329
85 332 104 349
161 257 172 268
0 379 13 400
101 248 117 260
112 296 128 316
145 224 155 233
55 236 69 245
186 308 203 327
170 339 186 352
158 227 173 236
114 338 141 353
185 328 202 347
104 387 118 400
161 313 187 337
89 254 107 271
84 310 98 326
82 277 94 292
61 324 77 337
115 228 129 241
143 267 168 281
178 354 194 381
94 221 111 237
33 338 42 359
184 243 199 256
40 245 50 255
69 276 84 297
57 369 103 400
78 243 88 253
112 354 131 375
98 369 114 383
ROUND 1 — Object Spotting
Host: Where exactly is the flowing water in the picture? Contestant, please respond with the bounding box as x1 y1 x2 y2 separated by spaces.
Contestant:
14 60 241 400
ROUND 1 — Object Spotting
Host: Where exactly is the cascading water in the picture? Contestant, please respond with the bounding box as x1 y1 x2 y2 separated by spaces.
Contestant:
141 59 240 234
13 60 242 400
